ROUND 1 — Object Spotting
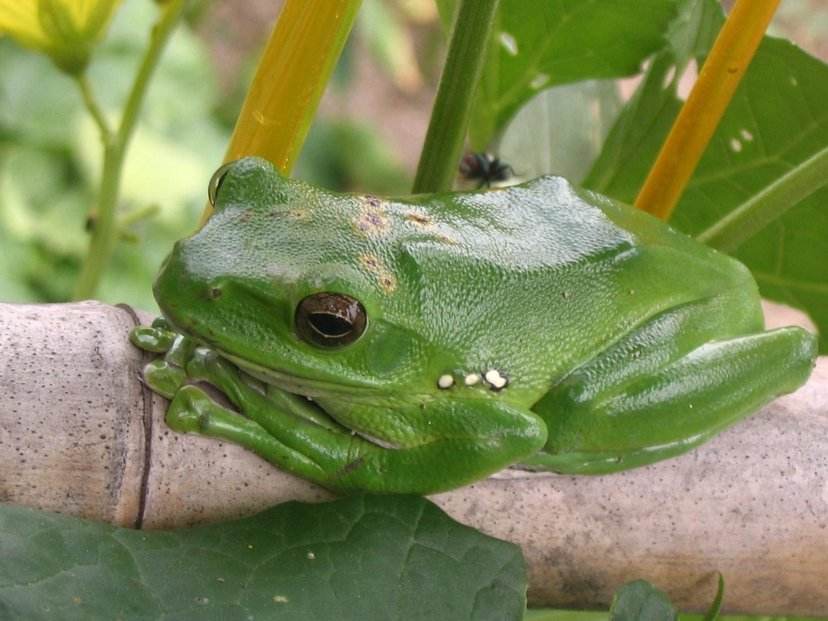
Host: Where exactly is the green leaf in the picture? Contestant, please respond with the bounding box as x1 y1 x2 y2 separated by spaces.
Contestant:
437 0 681 148
0 495 527 621
499 80 623 184
523 611 606 621
665 0 723 67
608 580 677 621
583 51 683 201
702 573 725 621
585 38 828 352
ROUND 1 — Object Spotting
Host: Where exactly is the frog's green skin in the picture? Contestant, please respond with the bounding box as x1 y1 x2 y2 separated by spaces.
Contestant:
131 157 817 494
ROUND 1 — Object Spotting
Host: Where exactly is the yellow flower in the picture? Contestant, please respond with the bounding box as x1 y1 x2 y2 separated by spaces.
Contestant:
0 0 122 74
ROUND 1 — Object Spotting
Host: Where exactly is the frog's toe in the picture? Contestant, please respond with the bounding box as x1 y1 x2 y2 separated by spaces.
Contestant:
130 325 175 353
166 385 212 433
144 359 186 399
186 347 227 379
185 347 244 397
151 317 172 331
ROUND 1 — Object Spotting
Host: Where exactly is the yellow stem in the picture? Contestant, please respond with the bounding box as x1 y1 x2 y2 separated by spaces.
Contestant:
199 0 362 225
634 0 780 220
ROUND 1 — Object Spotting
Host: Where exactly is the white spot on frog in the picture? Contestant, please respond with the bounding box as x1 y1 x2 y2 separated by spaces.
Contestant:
438 374 454 389
484 369 508 390
273 595 289 603
790 76 799 87
740 129 754 142
729 138 743 153
499 32 518 56
464 373 480 386
529 73 550 90
307 551 316 560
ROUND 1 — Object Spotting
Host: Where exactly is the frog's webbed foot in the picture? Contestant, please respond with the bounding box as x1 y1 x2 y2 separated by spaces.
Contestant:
527 320 817 474
130 318 197 399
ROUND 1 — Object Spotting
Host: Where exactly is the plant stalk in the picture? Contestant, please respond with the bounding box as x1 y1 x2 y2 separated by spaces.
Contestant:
75 73 111 144
696 144 828 252
412 0 500 194
73 0 188 300
634 0 780 220
198 0 362 226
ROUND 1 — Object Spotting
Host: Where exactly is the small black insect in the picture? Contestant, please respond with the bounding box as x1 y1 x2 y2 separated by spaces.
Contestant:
459 152 514 188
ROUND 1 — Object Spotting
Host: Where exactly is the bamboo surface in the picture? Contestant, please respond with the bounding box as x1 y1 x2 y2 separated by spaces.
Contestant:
0 301 825 615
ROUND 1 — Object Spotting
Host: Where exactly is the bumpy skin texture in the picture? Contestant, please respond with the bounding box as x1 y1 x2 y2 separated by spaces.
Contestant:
131 157 817 494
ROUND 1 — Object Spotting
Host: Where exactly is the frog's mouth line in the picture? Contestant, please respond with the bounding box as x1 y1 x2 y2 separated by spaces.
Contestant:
218 349 383 401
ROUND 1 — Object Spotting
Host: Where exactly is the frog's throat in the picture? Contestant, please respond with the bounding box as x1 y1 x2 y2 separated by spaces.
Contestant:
218 349 382 400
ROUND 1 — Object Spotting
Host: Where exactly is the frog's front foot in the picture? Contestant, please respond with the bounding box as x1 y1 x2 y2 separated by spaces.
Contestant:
130 319 200 398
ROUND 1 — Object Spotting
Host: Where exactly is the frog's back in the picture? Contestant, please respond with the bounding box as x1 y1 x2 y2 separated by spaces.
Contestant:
382 176 762 402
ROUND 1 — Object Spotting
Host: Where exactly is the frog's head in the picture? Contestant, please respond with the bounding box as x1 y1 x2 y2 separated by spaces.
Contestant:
154 157 443 400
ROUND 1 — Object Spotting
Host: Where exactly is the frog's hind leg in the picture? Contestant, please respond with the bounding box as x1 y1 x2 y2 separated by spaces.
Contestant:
525 302 816 474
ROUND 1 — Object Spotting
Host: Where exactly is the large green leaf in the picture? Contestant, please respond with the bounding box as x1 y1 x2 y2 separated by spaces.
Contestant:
0 495 526 620
498 79 623 184
585 37 828 352
435 0 681 148
664 0 723 67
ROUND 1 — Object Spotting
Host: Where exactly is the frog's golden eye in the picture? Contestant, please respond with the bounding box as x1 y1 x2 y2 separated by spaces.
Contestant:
207 161 237 207
295 293 367 348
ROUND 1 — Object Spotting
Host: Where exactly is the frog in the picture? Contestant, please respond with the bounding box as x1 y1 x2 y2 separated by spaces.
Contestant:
130 156 817 495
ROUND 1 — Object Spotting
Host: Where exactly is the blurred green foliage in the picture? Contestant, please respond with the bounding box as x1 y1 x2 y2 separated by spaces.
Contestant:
0 0 411 310
0 1 224 308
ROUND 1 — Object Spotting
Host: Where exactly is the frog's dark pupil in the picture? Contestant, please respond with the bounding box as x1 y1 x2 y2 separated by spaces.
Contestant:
295 292 367 348
308 312 352 338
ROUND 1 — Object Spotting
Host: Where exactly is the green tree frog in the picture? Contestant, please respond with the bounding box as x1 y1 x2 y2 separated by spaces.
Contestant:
131 157 817 494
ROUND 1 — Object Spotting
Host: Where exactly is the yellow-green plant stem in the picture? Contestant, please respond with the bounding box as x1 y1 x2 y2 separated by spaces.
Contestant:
412 0 500 194
74 74 111 144
199 0 362 226
634 0 780 220
73 0 188 300
696 144 828 252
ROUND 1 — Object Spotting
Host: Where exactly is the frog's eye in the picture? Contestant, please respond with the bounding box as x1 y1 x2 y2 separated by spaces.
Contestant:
295 293 367 348
207 161 237 207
